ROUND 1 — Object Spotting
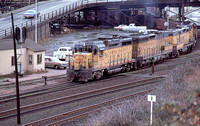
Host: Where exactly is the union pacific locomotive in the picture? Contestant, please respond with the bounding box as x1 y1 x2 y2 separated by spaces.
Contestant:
67 23 197 82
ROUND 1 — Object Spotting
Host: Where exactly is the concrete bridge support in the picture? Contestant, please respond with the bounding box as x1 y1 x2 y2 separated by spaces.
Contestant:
26 21 50 42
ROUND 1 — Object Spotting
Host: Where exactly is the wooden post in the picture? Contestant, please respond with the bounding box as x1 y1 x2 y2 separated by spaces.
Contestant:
152 57 154 74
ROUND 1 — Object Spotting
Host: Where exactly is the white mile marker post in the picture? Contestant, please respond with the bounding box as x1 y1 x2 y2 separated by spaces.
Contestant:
147 95 156 125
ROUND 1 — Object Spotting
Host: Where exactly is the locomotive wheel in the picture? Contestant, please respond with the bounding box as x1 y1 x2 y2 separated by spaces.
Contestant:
122 66 126 72
95 71 103 80
191 46 194 51
96 74 100 80
176 51 180 58
83 79 88 83
72 78 78 82
91 73 95 81
188 47 192 53
126 64 131 71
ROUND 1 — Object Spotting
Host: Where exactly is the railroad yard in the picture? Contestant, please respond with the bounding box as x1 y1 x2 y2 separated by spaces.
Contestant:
1 0 200 125
0 34 199 125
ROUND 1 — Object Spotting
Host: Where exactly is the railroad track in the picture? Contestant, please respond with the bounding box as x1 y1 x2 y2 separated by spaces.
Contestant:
0 75 67 89
127 52 200 75
1 51 198 105
0 74 129 104
0 78 75 103
23 87 155 126
0 76 164 121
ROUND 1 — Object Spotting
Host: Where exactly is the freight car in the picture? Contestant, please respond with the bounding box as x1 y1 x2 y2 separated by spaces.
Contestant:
67 23 197 82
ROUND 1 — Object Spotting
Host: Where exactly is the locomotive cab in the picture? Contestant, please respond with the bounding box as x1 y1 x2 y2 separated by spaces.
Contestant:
67 41 104 82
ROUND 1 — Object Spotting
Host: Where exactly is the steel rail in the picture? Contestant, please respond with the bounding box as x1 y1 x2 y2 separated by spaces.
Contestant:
1 50 198 105
130 52 200 75
1 49 199 104
0 73 128 104
0 80 79 103
0 74 66 88
23 87 155 126
0 76 163 121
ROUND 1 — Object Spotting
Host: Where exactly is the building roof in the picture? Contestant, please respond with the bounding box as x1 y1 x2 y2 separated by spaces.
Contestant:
0 39 46 52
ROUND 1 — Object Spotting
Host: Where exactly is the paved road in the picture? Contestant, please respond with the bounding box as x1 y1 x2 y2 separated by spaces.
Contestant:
0 0 77 37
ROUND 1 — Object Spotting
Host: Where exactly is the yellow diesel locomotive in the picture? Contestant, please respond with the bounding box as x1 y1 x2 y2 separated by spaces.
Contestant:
67 23 197 82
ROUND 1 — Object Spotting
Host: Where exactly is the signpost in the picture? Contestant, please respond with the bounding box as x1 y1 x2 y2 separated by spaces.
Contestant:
147 95 156 125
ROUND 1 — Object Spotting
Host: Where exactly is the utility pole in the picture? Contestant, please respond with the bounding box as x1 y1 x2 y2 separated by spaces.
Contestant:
152 56 154 74
1 0 5 14
20 19 23 76
11 13 21 125
35 0 38 43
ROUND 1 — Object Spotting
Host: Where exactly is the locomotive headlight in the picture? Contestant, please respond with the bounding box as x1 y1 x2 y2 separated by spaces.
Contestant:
83 56 86 59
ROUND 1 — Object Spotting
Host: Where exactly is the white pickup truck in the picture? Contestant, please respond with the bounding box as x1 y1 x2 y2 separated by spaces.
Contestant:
123 23 147 32
53 47 73 60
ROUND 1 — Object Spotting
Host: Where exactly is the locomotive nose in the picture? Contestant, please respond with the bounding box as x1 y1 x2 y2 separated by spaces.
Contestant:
73 53 92 70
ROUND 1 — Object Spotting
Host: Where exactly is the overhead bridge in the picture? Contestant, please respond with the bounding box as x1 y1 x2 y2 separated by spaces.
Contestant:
1 0 200 42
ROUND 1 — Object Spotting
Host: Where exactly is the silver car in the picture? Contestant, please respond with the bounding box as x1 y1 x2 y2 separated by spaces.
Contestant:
45 56 68 69
23 9 40 18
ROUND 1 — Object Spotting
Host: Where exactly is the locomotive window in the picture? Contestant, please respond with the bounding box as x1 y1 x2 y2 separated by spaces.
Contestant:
149 35 155 39
94 49 97 55
109 43 118 47
100 50 103 57
122 41 131 46
75 48 78 52
140 38 148 42
60 48 67 51
79 48 86 52
88 48 92 52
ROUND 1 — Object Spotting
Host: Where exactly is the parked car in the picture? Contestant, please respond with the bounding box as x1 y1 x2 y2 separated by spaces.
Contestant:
23 9 40 18
45 56 68 69
114 24 127 31
53 47 73 61
51 23 61 30
122 23 147 32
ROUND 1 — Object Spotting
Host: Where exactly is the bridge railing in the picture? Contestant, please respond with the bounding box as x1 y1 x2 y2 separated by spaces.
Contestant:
0 0 139 39
0 0 82 39
0 0 193 39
